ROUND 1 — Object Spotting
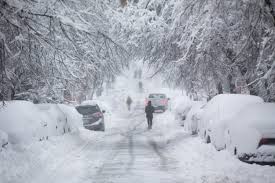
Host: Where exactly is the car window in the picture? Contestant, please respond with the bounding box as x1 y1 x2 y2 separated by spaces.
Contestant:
149 94 166 98
76 105 100 115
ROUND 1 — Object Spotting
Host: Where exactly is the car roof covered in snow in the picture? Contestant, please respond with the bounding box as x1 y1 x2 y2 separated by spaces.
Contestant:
232 103 275 125
202 94 264 121
148 93 166 97
210 94 263 103
80 100 99 106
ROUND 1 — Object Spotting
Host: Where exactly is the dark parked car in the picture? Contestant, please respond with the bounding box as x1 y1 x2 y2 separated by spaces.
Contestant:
76 101 105 131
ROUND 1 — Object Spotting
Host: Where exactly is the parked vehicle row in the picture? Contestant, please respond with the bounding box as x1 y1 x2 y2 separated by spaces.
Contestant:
181 94 275 163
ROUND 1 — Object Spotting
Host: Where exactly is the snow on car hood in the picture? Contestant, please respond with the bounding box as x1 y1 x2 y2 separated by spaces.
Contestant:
230 103 275 136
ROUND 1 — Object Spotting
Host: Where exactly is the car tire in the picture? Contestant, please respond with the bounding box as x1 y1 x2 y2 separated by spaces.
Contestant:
100 123 105 132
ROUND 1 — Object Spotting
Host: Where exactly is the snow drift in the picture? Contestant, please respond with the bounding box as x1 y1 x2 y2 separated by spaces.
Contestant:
0 101 81 145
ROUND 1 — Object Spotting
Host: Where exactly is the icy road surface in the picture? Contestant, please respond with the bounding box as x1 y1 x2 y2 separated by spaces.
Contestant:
2 104 275 183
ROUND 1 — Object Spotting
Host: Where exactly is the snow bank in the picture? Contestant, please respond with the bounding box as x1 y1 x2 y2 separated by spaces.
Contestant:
184 101 205 134
173 96 192 121
0 101 81 145
58 104 82 130
0 101 47 144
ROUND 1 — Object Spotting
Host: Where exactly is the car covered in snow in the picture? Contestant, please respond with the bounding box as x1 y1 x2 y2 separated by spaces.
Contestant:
198 94 264 150
76 100 105 131
145 93 169 112
184 101 205 135
224 103 275 163
173 97 193 126
175 103 192 126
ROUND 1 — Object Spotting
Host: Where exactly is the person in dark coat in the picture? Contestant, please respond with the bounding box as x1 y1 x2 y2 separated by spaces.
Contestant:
145 101 155 129
126 96 133 111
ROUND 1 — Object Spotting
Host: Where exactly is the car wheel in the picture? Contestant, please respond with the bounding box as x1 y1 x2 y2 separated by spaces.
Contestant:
101 123 105 131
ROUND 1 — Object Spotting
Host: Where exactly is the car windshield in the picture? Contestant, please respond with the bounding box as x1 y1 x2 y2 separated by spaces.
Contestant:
76 105 100 115
149 94 166 98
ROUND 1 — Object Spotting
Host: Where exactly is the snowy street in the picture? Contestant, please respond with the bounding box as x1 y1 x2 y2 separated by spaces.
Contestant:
2 98 275 183
2 1 275 182
1 69 275 183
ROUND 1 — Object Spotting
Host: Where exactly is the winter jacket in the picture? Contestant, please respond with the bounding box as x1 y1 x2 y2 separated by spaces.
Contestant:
145 105 154 118
126 97 133 105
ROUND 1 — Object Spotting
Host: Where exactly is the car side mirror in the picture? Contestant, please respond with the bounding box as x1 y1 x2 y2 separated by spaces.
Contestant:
102 110 106 113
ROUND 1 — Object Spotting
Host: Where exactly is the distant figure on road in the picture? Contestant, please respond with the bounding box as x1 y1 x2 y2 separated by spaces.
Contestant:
145 101 155 129
138 81 143 93
138 69 142 79
126 96 133 111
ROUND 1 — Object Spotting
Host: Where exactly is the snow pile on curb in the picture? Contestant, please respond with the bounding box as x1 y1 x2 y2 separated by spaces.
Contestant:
0 101 82 145
57 104 82 129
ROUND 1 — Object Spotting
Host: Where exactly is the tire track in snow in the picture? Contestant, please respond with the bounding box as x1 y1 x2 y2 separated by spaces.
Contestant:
30 137 94 183
89 108 183 183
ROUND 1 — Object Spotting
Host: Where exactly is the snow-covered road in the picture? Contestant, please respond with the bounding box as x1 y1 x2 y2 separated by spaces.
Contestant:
2 104 274 183
1 68 275 183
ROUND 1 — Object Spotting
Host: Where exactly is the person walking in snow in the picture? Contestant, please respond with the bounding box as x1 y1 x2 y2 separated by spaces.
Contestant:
126 96 133 111
138 81 143 93
145 101 155 129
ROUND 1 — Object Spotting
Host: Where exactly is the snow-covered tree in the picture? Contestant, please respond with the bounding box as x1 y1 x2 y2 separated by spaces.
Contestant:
0 0 128 103
109 0 275 101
